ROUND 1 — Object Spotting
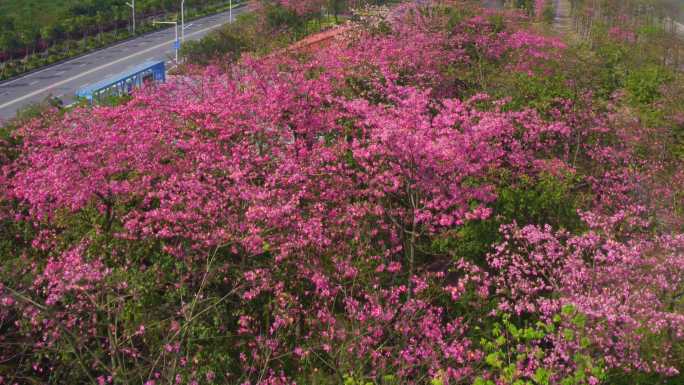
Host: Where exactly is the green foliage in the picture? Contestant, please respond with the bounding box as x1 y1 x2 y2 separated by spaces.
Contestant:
343 374 374 385
496 173 583 230
624 64 672 105
476 308 606 385
96 93 134 107
181 18 251 65
181 6 344 65
607 371 684 385
514 0 535 16
265 3 305 30
432 172 582 263
502 72 574 113
338 373 405 385
589 41 628 97
542 4 555 24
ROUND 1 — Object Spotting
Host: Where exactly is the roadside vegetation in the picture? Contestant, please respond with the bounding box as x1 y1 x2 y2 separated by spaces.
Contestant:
180 0 359 64
1 1 684 384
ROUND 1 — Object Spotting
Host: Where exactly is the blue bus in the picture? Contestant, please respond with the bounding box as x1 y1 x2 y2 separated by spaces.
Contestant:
76 60 166 103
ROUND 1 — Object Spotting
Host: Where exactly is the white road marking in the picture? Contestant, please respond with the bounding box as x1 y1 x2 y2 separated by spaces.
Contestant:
29 80 39 85
0 20 228 110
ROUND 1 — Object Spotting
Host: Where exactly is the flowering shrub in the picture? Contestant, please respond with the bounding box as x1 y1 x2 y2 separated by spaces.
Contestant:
0 1 683 384
489 219 684 375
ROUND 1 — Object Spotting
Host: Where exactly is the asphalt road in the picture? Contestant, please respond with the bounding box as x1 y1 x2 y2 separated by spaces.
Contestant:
0 7 246 121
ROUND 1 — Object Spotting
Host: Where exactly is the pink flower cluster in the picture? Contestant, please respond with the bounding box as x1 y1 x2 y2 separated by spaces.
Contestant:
489 219 684 375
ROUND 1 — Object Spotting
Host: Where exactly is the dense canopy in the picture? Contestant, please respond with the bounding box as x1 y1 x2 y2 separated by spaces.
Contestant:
1 1 684 385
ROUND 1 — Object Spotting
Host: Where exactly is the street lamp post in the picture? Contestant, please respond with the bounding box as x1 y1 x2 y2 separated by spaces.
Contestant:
181 0 186 43
230 0 233 22
126 0 136 35
152 20 179 63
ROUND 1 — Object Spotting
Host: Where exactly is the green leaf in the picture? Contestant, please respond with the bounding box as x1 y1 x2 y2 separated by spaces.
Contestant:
507 322 520 338
563 328 575 341
495 335 506 347
571 313 586 328
492 323 502 337
503 364 517 380
533 368 551 385
561 304 575 316
580 337 590 348
473 377 494 385
485 352 503 369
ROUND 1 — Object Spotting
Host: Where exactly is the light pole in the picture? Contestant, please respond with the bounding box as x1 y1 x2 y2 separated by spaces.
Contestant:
229 0 233 22
126 0 136 35
152 20 179 63
181 0 186 43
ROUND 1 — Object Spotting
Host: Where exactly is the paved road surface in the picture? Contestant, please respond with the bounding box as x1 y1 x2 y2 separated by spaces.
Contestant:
0 7 246 121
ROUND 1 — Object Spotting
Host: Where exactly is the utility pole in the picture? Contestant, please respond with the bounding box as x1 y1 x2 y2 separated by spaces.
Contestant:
230 0 233 22
126 0 136 35
152 20 179 63
181 0 186 43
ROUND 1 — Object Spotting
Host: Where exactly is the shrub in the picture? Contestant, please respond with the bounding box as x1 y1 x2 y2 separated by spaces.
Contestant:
625 64 672 105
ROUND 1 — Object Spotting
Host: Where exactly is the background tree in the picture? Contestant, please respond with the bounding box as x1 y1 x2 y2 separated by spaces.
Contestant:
0 31 20 61
95 11 106 42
